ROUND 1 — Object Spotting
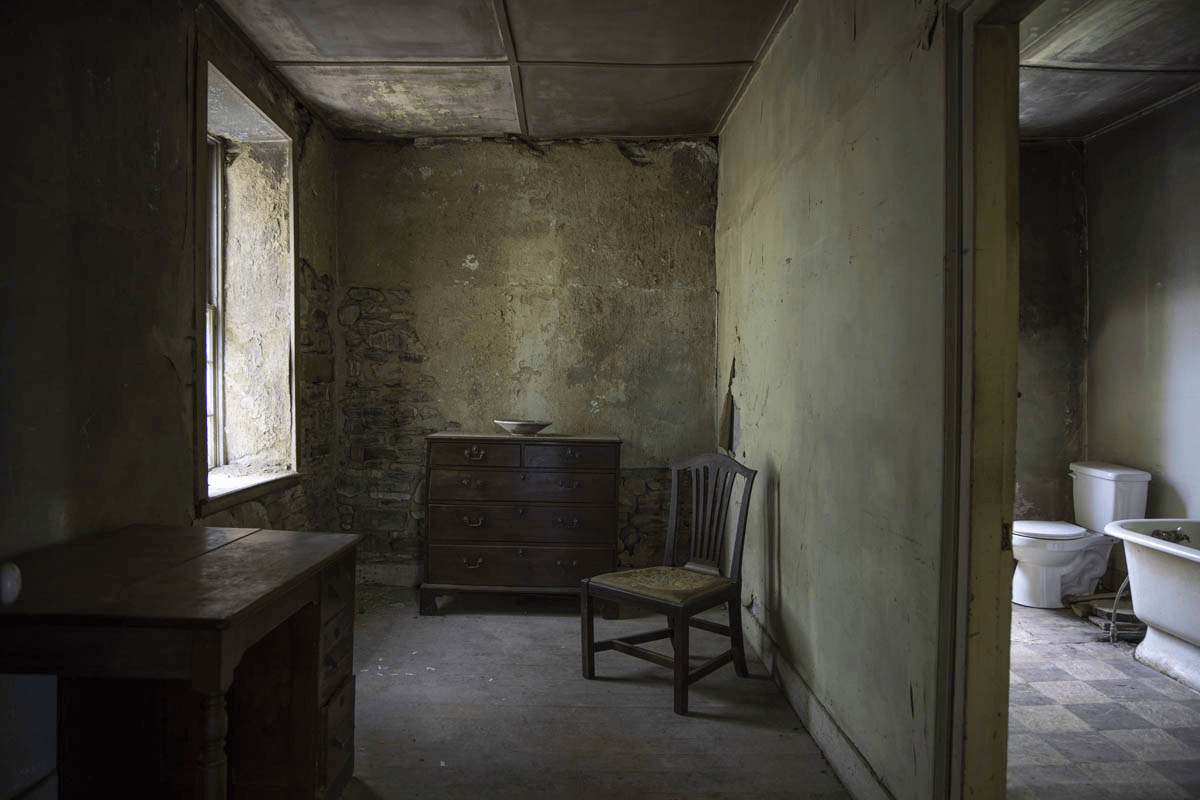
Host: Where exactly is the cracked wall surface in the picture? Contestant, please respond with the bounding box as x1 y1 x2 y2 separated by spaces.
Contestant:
334 138 717 571
715 2 949 797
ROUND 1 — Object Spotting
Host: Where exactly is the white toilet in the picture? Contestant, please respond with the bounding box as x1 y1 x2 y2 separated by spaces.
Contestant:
1012 461 1151 608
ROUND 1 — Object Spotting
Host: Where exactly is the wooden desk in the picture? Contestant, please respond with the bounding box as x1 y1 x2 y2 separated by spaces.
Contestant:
0 525 360 800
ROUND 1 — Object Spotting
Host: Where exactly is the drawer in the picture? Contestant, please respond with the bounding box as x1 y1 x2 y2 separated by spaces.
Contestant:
427 504 615 546
320 606 354 703
524 443 618 470
429 441 521 468
322 552 355 623
427 544 613 587
428 469 616 503
319 676 355 794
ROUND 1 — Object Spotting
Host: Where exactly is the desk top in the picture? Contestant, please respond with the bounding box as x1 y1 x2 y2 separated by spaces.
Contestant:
0 525 359 630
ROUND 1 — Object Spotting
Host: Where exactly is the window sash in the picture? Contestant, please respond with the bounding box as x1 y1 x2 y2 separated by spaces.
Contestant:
206 136 225 470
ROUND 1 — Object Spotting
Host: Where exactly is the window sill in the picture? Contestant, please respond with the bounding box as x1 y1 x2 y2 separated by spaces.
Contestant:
197 472 303 517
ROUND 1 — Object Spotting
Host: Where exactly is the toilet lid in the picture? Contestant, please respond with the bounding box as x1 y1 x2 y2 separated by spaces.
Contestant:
1013 521 1086 540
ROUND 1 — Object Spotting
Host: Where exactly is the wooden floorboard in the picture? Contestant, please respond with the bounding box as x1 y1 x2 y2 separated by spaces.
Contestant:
341 587 850 799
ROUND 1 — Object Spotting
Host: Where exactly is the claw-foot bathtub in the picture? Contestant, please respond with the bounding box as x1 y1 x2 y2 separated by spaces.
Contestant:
1103 519 1200 691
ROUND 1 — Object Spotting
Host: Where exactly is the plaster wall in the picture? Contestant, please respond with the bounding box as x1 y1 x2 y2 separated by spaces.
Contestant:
0 2 339 792
1086 90 1200 518
335 139 717 571
715 2 947 797
222 141 295 469
1015 143 1087 522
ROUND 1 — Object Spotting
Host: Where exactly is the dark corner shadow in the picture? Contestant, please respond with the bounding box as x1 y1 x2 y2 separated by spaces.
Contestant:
681 705 806 730
428 592 581 617
335 777 388 800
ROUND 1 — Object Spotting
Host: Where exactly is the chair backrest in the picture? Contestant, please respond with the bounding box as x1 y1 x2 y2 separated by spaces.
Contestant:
663 452 756 581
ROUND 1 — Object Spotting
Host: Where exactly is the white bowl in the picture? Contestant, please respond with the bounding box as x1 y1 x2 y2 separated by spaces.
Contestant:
494 419 551 436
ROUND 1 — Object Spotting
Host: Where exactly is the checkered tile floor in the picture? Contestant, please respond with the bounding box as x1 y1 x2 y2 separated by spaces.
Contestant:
1008 604 1200 799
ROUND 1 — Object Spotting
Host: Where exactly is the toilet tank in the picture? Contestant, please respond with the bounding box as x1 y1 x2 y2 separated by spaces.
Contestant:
1070 461 1151 531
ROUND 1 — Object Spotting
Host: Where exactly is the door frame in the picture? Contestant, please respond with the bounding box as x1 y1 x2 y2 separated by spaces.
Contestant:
941 2 1026 797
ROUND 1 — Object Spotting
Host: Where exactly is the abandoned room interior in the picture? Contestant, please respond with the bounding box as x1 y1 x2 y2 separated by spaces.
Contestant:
2 0 1198 798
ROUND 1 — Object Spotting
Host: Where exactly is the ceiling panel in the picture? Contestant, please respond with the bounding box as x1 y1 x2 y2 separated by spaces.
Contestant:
1018 0 1200 138
1019 67 1200 139
221 0 505 61
522 64 747 139
280 65 519 137
1022 0 1200 69
215 0 1200 141
506 0 788 64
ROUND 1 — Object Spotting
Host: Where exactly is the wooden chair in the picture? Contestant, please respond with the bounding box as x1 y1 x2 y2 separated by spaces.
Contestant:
580 452 757 714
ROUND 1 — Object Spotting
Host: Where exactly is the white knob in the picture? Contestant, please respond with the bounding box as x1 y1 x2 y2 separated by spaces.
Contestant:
1 562 21 605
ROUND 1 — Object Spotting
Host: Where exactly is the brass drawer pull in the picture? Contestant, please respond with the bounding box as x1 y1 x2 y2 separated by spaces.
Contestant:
464 445 488 461
462 557 484 569
558 479 581 490
561 447 582 460
462 515 485 527
554 515 581 529
555 559 580 567
460 478 487 489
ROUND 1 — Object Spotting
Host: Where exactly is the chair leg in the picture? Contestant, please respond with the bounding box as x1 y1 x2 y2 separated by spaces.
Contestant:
728 600 748 678
581 580 595 679
673 610 689 715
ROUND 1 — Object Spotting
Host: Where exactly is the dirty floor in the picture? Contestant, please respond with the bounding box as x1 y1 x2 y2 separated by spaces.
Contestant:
339 587 851 799
1007 603 1200 799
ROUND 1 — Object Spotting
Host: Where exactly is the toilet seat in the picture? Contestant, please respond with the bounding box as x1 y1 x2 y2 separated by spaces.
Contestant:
1013 521 1087 540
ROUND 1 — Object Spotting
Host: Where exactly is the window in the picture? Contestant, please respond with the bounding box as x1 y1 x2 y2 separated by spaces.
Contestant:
202 63 296 502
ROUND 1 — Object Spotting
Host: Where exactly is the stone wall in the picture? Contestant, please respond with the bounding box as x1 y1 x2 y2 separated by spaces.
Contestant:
335 286 442 572
618 468 673 568
334 138 719 582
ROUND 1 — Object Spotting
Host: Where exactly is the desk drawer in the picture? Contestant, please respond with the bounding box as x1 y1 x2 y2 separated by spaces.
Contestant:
320 606 354 703
428 469 615 503
429 441 521 467
319 676 355 795
427 504 614 545
427 544 612 587
524 443 618 470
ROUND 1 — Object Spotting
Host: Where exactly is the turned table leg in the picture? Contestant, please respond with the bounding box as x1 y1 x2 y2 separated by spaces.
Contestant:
199 690 229 800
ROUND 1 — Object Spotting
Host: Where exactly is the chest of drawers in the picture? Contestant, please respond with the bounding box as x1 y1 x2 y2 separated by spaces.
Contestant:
420 432 620 614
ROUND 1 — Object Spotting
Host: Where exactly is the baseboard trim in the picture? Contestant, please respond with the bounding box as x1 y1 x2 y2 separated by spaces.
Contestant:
744 610 895 800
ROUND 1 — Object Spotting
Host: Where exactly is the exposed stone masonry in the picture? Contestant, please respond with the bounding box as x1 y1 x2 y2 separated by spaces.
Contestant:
618 468 674 568
332 285 680 578
336 287 446 572
295 258 339 532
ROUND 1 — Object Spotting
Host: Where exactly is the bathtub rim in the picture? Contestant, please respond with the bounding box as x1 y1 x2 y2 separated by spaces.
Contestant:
1103 518 1200 564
